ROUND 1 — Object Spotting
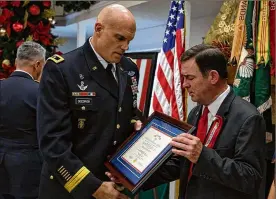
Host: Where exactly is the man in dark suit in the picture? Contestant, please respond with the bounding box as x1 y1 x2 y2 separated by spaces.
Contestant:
37 4 141 199
0 41 46 199
108 44 266 199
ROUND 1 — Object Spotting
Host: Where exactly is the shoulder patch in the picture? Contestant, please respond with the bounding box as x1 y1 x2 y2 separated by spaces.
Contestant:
47 54 64 64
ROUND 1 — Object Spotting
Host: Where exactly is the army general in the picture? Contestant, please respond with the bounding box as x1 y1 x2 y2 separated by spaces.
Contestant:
37 4 141 199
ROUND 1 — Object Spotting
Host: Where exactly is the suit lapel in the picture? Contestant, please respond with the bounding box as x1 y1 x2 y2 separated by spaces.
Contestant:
188 106 202 136
82 40 118 99
216 89 235 122
116 63 127 107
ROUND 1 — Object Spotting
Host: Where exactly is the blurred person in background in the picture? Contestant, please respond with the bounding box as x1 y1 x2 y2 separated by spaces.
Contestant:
0 41 46 199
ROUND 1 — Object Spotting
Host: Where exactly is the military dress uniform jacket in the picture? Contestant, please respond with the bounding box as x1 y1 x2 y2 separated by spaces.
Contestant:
0 71 42 197
144 89 266 199
37 40 140 199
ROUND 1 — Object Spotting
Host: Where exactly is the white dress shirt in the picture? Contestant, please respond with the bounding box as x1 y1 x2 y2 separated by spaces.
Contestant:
15 69 34 80
202 85 230 132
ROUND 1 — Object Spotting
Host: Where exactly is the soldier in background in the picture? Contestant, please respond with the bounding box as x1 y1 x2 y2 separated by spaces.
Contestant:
0 41 46 199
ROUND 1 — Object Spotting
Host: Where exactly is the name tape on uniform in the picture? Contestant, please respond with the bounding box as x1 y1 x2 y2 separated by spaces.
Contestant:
75 98 92 105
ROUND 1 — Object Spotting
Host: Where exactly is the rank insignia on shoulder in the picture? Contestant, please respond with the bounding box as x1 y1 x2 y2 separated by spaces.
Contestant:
48 54 64 64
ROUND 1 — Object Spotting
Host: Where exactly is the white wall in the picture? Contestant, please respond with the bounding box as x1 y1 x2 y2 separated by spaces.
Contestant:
190 16 217 47
53 1 222 54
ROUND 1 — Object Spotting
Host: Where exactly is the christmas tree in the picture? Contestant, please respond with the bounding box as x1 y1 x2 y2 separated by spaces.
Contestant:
0 1 57 79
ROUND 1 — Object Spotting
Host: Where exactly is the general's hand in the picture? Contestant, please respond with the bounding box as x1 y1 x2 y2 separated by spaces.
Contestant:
134 120 142 131
92 182 129 199
170 133 203 163
105 172 121 184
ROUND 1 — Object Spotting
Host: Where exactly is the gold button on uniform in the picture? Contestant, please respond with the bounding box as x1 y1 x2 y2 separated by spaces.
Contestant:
50 175 54 180
113 141 117 145
118 107 122 112
116 124 120 129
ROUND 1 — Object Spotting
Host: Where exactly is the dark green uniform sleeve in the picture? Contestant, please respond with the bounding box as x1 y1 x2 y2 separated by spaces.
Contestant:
37 59 102 198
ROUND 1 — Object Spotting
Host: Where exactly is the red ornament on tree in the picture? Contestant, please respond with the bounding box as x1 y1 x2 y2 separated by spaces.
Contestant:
42 1 51 8
29 4 40 16
12 22 24 33
2 59 11 70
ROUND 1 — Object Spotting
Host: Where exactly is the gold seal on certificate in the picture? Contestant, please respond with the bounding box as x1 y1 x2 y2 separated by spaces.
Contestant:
104 111 195 194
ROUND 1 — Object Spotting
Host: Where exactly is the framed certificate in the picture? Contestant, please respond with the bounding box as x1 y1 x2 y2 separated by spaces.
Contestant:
104 111 195 194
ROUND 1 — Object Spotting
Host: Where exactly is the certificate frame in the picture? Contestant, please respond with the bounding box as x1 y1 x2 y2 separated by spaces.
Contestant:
104 111 195 194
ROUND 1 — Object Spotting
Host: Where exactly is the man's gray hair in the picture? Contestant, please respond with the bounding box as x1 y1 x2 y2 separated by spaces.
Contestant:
16 41 46 62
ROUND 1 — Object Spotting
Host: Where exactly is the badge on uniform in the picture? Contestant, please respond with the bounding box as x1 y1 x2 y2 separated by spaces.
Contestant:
128 71 135 76
75 98 92 105
130 76 138 95
131 85 138 95
78 118 86 129
77 81 88 91
133 99 137 108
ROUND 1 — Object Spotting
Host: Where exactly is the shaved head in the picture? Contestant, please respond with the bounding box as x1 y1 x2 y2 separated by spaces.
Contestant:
97 4 136 31
91 4 136 63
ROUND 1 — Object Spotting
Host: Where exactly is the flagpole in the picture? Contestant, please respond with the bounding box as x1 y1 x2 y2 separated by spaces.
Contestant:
168 1 192 197
183 1 197 116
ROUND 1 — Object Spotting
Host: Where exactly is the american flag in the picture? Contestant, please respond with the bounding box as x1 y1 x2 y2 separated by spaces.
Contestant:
149 1 186 120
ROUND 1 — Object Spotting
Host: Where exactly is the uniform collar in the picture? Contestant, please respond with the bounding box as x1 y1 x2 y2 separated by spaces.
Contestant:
89 37 116 71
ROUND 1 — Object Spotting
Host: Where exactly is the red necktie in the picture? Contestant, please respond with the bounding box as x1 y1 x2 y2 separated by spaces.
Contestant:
187 106 209 181
196 106 209 143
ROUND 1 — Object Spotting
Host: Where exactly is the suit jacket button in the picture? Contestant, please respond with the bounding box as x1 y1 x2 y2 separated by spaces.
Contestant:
50 175 54 180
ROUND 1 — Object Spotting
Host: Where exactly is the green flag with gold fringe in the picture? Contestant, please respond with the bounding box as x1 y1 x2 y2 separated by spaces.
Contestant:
255 0 272 113
233 1 254 102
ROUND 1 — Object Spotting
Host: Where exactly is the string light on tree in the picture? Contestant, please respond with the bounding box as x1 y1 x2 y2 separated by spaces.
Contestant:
0 27 6 36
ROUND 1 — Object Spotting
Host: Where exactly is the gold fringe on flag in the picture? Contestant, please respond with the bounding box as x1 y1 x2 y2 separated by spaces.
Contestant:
256 0 270 67
204 0 239 45
203 0 240 84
